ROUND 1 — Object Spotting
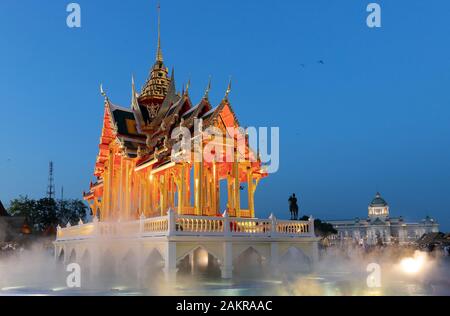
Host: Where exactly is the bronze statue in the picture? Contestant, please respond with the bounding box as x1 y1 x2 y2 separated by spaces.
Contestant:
288 194 299 220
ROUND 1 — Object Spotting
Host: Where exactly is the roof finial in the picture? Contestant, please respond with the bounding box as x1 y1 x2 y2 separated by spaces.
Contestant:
184 79 191 95
100 83 108 100
203 76 212 99
156 2 163 63
131 75 139 110
224 77 232 100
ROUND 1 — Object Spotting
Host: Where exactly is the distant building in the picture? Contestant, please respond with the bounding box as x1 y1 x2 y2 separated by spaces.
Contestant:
328 193 439 245
0 200 7 216
0 200 31 242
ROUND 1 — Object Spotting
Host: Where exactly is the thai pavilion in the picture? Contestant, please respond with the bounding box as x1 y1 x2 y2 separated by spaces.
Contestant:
54 9 319 284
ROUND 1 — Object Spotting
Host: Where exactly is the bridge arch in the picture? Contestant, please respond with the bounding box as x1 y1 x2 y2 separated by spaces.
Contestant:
118 249 138 285
98 249 116 285
177 245 221 278
279 246 312 273
57 247 65 264
142 248 165 285
233 246 266 278
68 248 77 263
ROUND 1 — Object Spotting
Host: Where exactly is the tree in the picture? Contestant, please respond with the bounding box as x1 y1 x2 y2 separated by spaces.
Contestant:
8 196 88 233
8 195 36 217
8 196 37 222
34 198 58 232
300 216 338 238
57 199 87 226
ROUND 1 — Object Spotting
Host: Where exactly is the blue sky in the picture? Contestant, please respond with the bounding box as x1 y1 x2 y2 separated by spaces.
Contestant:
0 0 449 230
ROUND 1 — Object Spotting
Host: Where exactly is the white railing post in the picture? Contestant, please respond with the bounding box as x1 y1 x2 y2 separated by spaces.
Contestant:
168 209 176 236
269 213 277 237
223 210 231 237
309 215 315 237
139 213 145 236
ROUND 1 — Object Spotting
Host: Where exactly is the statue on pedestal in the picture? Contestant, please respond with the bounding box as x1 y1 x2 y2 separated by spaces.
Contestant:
288 194 299 220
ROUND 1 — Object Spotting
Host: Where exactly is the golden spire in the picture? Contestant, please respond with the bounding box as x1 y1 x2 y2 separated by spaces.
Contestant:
184 79 191 96
156 2 163 63
131 75 139 110
139 3 170 103
224 77 232 100
203 76 212 99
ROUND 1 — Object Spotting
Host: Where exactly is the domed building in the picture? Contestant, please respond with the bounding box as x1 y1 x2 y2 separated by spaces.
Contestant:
368 192 389 219
328 192 439 245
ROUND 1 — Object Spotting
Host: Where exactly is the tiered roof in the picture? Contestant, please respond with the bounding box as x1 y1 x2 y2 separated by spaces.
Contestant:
91 9 262 180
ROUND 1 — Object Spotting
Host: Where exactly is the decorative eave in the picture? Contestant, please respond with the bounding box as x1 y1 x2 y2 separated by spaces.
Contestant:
94 100 117 177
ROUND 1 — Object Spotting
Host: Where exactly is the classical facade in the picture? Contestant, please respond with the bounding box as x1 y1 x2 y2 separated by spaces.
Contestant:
54 10 319 283
328 192 439 245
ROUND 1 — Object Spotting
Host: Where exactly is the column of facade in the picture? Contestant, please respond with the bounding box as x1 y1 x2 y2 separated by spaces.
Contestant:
101 164 108 221
103 148 114 220
146 170 152 217
138 172 144 216
127 161 133 218
159 174 165 216
168 173 175 211
118 155 124 218
92 198 100 219
152 174 159 217
247 167 254 218
108 153 117 218
233 148 240 217
227 173 234 216
124 159 131 219
211 160 220 216
148 173 155 216
204 164 209 215
129 167 134 218
112 155 122 220
311 241 319 268
184 163 191 211
164 241 178 283
132 168 140 218
194 159 204 216
177 163 186 215
209 167 215 216
221 241 233 279
270 242 279 276
142 170 149 217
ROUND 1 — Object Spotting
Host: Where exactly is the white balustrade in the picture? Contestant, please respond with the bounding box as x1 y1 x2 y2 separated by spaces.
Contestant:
276 220 310 235
176 215 225 234
56 222 95 240
143 216 169 234
56 213 314 241
228 218 271 235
